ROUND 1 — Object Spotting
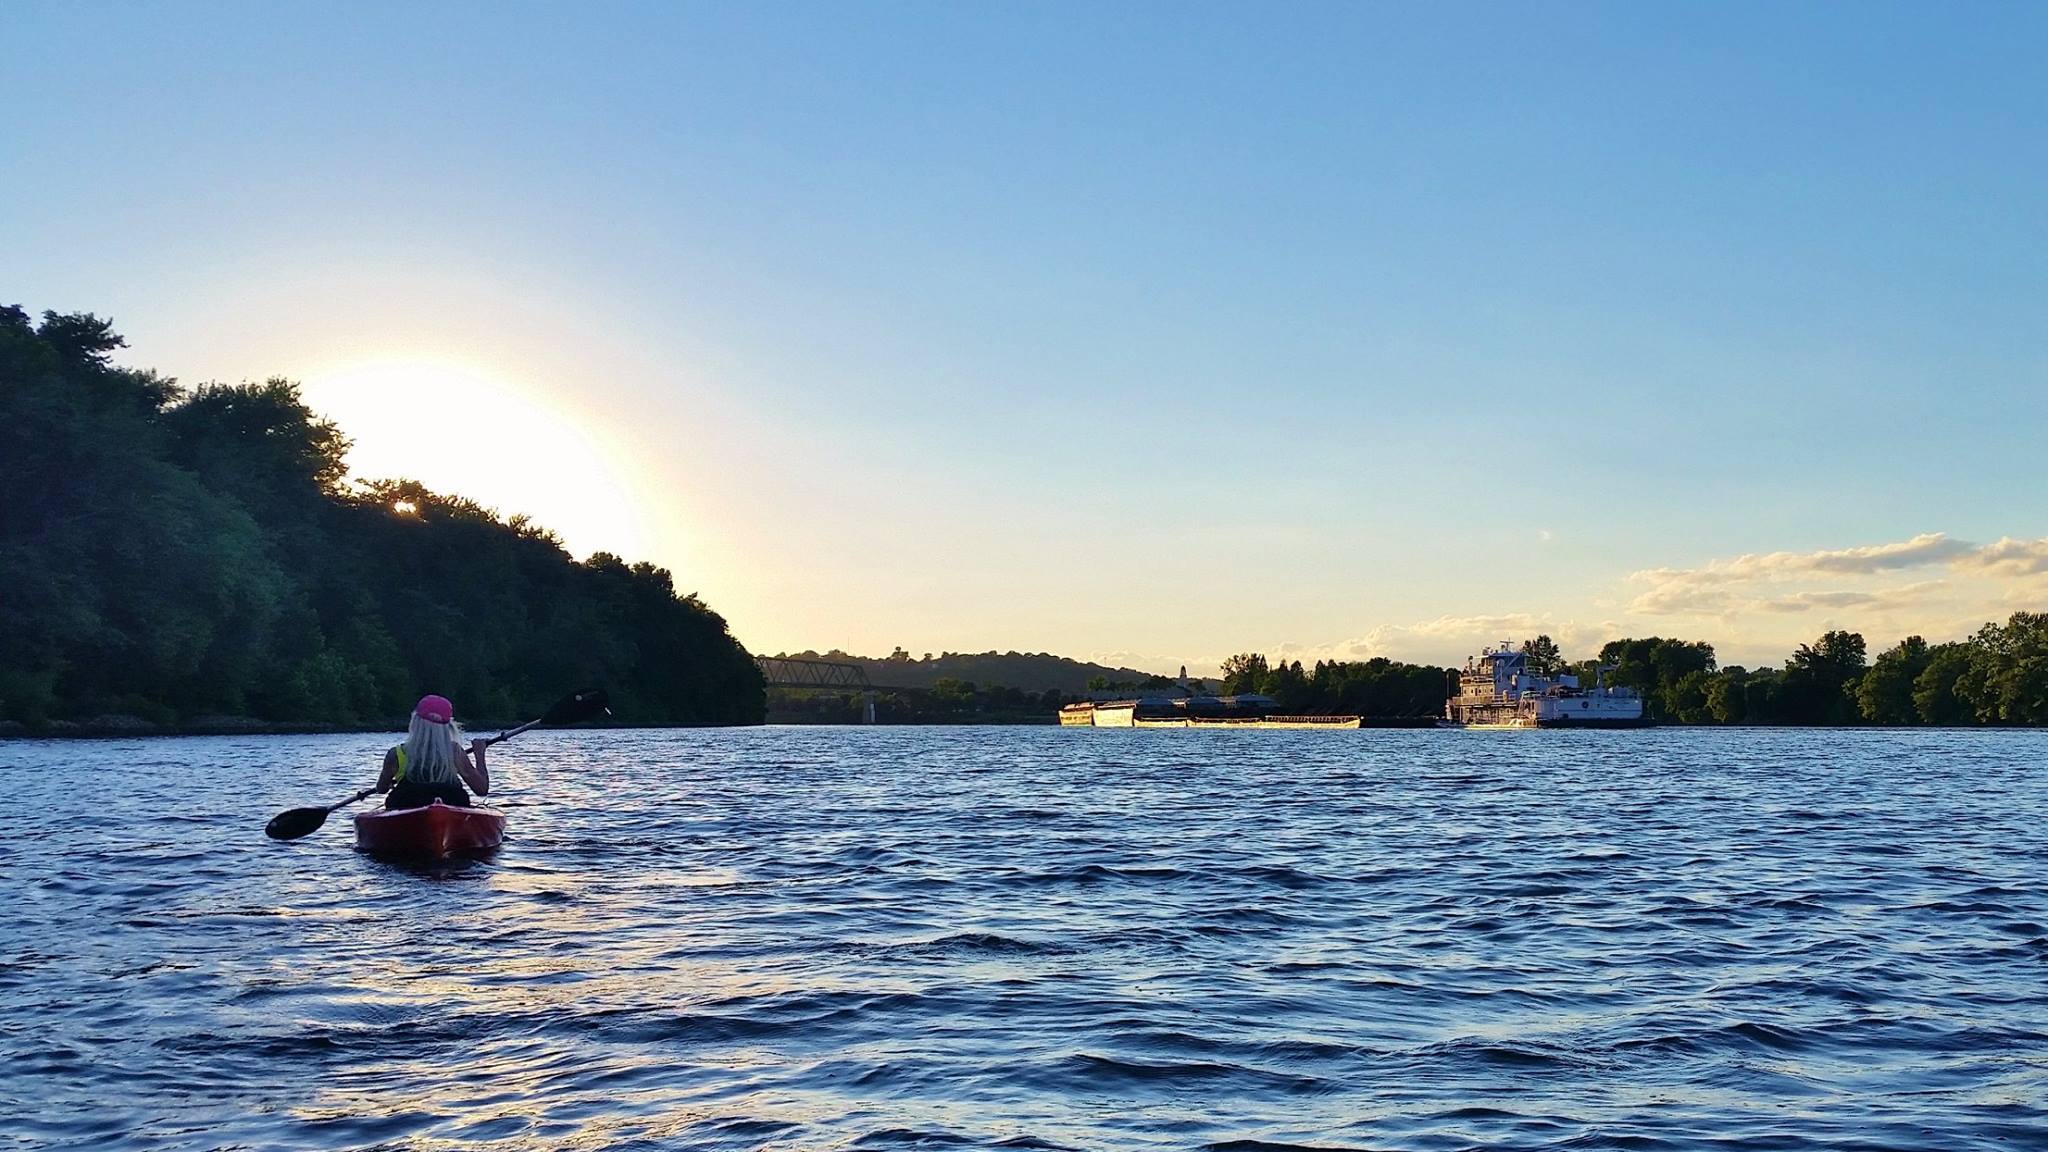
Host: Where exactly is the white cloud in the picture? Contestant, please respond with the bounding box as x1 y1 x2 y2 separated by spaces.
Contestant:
1610 530 2048 666
1961 536 2048 577
1626 577 1742 616
1789 533 1977 575
1159 532 2048 676
1753 583 1946 614
1627 533 1985 616
1622 532 1974 619
1755 590 1881 613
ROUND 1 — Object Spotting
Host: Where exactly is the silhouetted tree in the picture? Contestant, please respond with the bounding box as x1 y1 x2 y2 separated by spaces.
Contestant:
1780 630 1866 725
1220 653 1271 695
1706 666 1750 724
1597 638 1716 720
1912 644 1974 725
1954 612 2048 724
1520 635 1563 675
0 305 763 728
1856 636 1931 725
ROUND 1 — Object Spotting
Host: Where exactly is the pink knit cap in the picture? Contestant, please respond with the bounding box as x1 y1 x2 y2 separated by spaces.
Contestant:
414 694 454 725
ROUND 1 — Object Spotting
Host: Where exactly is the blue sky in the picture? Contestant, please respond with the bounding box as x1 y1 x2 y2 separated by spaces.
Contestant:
5 2 2045 671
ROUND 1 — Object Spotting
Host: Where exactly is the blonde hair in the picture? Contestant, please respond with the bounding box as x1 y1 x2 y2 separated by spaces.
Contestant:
400 712 468 785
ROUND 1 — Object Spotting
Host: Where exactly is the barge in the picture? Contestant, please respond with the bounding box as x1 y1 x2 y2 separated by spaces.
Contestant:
1059 694 1363 728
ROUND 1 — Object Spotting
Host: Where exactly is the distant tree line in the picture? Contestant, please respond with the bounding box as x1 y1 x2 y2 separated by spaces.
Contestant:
1212 623 2048 727
1531 622 2048 726
767 679 1067 724
1085 672 1212 693
1219 653 1451 718
0 306 764 730
772 647 1163 695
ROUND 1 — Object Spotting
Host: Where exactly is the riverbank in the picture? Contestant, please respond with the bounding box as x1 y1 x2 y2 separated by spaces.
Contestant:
2 715 639 739
0 716 396 740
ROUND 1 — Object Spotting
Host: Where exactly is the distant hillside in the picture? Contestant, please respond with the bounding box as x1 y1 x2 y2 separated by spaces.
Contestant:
772 649 1199 694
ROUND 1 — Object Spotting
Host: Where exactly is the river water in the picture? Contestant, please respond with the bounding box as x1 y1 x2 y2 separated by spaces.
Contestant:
1 727 2044 1151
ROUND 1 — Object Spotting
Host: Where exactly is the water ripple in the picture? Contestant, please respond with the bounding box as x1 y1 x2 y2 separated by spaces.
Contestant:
0 727 2044 1149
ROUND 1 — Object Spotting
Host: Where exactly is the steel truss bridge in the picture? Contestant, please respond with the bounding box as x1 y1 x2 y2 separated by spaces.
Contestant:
755 656 908 722
755 656 874 691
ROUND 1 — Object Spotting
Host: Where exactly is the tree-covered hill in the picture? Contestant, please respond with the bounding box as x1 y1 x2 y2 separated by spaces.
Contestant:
770 648 1184 695
0 305 764 730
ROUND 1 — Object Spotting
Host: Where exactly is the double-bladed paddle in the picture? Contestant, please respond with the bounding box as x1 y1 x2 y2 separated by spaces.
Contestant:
264 688 611 841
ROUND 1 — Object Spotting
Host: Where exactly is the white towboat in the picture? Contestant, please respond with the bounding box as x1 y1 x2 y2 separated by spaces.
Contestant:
1442 643 1646 729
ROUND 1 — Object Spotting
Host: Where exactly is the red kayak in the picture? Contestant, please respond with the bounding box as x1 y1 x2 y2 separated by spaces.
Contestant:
354 801 505 859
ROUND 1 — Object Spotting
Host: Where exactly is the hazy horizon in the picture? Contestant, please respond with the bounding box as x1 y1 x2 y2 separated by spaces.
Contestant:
8 2 2046 675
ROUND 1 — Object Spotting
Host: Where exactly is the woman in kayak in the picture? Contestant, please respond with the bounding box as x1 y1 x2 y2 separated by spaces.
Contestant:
376 694 490 809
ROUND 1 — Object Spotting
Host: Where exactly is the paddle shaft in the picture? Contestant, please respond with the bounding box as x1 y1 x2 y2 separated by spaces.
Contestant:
330 786 377 812
483 718 540 747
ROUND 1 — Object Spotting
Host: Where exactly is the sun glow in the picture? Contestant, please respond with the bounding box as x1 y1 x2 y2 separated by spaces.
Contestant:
300 358 652 562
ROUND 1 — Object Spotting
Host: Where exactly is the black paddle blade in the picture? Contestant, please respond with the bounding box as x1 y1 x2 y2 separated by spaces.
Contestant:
265 806 330 841
540 688 609 727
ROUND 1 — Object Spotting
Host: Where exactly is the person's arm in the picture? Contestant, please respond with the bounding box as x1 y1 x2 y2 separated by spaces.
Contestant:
460 739 491 796
376 748 398 794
